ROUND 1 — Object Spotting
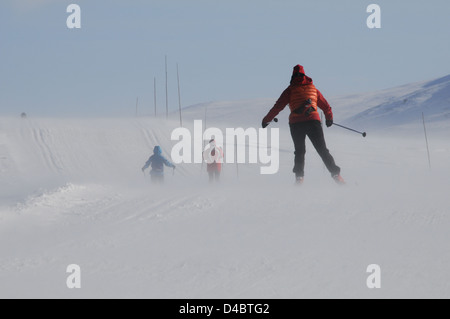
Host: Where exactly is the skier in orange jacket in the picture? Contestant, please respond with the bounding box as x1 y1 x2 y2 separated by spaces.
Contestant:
262 65 344 185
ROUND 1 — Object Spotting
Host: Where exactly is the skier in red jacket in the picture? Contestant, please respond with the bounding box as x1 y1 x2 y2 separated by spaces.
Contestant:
262 65 344 185
203 138 223 183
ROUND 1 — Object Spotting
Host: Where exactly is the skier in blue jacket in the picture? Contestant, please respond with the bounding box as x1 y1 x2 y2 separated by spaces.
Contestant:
142 146 175 183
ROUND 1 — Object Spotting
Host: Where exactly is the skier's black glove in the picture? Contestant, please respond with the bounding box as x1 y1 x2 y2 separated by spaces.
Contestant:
141 167 145 172
262 121 269 129
326 119 333 127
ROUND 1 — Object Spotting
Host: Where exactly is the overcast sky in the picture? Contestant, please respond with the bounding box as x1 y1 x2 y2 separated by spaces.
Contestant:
1 0 449 117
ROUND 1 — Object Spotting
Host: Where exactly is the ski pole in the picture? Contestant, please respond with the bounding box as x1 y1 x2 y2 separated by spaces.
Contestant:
333 123 367 137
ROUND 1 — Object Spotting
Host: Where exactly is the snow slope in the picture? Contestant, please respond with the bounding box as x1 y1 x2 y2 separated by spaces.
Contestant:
344 74 450 129
182 74 450 134
1 76 450 298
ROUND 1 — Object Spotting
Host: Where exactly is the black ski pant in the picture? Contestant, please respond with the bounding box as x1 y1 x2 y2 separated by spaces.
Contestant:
208 170 220 183
289 120 340 177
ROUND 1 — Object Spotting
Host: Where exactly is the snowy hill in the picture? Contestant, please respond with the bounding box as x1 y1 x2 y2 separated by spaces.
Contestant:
344 74 450 129
181 98 274 127
1 76 450 298
180 74 450 133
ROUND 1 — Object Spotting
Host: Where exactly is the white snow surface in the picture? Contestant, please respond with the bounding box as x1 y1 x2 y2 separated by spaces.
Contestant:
1 75 450 298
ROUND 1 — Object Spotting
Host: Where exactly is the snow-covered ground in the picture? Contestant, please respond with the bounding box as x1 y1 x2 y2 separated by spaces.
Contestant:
1 75 450 298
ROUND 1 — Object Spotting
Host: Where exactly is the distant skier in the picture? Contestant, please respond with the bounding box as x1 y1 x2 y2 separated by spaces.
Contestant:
142 146 175 183
262 65 344 185
203 138 223 183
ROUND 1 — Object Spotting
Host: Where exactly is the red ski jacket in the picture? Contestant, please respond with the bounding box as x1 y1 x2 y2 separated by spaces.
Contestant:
203 146 223 173
263 76 333 124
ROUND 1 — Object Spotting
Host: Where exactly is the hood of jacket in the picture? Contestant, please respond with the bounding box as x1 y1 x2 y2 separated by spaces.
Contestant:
290 74 314 86
153 145 162 155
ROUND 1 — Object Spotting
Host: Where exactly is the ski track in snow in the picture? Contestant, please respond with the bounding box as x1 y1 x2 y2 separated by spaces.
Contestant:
1 110 450 298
